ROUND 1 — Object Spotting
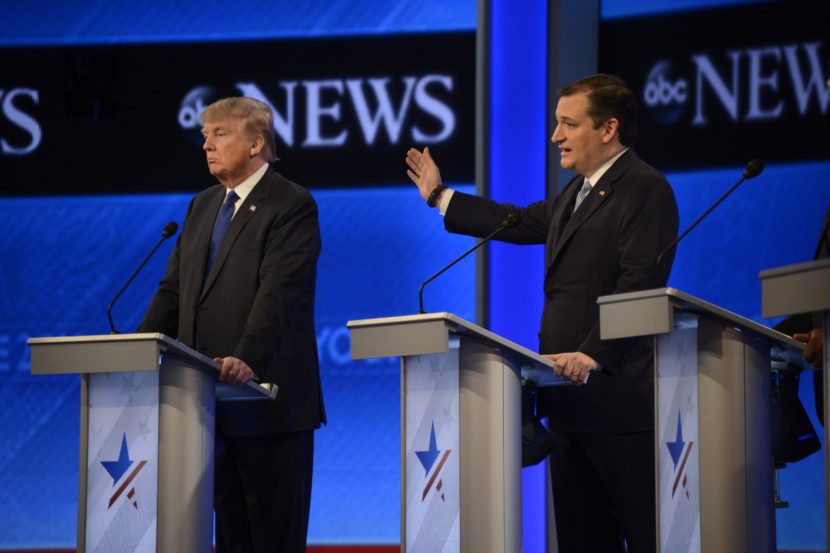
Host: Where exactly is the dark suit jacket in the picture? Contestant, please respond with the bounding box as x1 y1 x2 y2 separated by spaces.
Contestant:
138 166 326 437
445 150 678 433
773 202 830 426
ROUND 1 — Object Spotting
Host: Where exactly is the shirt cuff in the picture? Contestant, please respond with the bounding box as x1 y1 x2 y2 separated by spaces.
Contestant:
438 188 455 215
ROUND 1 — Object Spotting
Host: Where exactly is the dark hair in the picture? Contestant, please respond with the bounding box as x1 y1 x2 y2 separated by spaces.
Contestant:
557 74 638 147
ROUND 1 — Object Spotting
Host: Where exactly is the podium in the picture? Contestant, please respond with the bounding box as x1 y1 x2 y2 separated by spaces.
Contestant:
760 257 830 551
597 288 805 553
347 313 564 553
27 333 276 553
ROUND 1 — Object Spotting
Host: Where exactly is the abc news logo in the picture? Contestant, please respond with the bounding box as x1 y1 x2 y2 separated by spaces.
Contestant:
642 41 828 126
177 74 457 148
0 88 41 156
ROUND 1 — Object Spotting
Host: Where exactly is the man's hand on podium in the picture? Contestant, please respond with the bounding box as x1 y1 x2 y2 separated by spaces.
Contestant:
214 356 255 386
545 352 599 386
794 329 825 368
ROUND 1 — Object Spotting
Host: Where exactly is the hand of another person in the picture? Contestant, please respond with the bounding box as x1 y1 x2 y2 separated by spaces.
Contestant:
544 352 599 386
406 147 443 203
794 329 825 368
214 356 256 386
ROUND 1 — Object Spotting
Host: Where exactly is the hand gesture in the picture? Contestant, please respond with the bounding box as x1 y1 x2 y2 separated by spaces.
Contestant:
406 147 443 202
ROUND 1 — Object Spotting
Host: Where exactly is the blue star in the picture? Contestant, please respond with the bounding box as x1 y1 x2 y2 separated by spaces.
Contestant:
101 434 134 486
415 422 441 476
666 413 686 470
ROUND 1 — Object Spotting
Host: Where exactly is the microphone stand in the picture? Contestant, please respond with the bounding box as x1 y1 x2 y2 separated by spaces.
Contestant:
419 216 516 314
107 224 177 334
657 160 764 278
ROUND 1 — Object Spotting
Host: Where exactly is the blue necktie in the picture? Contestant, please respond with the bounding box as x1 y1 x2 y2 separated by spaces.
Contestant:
205 190 239 281
574 179 592 211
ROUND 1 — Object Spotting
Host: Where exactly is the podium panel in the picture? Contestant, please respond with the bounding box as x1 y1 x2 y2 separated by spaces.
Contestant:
599 288 803 553
28 333 274 553
654 321 700 552
349 313 560 553
404 348 461 552
85 370 161 552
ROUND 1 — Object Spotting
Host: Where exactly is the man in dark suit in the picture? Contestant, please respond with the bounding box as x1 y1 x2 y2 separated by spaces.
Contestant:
774 202 829 424
406 74 678 553
138 97 325 553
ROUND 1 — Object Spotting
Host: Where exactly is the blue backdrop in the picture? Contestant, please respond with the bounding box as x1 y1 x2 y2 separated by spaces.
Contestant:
1 0 827 551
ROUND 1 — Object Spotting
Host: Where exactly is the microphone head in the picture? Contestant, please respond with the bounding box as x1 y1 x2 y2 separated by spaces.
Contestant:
504 213 519 228
743 159 764 180
162 221 178 239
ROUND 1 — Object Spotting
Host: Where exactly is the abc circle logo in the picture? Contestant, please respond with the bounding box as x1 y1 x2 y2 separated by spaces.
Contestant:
178 86 218 146
643 60 688 125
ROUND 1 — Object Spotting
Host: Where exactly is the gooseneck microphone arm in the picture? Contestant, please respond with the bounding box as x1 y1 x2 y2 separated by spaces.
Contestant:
418 213 518 314
656 159 765 273
107 221 178 334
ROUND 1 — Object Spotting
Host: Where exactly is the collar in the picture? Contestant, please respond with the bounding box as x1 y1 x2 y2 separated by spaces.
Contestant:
585 147 629 186
223 162 268 210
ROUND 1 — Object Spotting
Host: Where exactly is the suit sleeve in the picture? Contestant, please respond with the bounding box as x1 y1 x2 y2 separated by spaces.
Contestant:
581 175 679 373
444 190 553 245
233 193 321 377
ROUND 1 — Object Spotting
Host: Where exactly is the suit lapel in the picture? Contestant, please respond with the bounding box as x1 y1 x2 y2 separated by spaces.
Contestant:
546 177 580 265
549 179 615 263
199 172 272 301
190 187 225 296
547 151 634 269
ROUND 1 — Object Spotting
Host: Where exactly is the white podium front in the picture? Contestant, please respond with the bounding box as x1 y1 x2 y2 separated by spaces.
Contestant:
27 333 276 553
760 257 830 552
348 313 563 553
597 288 804 553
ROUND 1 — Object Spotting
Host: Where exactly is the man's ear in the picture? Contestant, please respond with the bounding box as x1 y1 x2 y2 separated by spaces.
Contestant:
601 118 620 144
249 134 265 157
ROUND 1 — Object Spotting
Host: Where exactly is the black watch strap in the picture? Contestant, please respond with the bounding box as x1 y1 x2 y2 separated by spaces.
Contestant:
427 184 448 208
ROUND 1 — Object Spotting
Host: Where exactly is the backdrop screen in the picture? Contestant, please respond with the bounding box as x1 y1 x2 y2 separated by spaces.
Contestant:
1 0 829 551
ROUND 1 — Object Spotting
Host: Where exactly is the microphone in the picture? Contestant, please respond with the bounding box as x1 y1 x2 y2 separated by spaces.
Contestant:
656 159 764 274
107 221 178 334
418 213 519 314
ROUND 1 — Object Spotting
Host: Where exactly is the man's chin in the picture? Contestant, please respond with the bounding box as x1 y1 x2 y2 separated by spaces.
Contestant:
207 165 225 179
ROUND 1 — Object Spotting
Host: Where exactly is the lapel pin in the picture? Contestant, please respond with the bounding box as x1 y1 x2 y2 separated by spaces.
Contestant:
599 190 606 197
249 205 257 212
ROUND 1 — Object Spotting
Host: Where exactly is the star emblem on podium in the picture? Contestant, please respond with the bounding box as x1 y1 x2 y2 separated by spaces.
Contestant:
101 433 148 509
666 412 694 499
415 422 452 502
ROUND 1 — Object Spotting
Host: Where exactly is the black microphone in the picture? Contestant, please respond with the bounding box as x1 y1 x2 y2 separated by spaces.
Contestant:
656 159 764 274
107 221 178 334
418 213 519 314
